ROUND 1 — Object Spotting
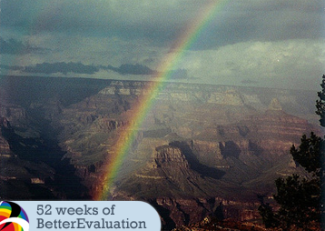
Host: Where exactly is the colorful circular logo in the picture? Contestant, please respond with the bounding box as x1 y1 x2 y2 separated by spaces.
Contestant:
0 201 29 231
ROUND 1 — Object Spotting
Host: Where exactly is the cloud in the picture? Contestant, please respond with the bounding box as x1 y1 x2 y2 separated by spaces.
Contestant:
104 63 188 79
105 64 158 75
0 1 191 45
1 62 99 75
0 1 324 91
1 0 324 49
177 39 325 90
0 37 49 54
1 62 159 76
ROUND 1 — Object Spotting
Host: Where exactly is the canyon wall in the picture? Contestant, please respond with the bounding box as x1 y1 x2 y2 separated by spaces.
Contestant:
0 76 319 228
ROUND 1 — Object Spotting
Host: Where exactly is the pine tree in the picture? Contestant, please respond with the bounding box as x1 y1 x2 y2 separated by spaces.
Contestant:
259 75 324 230
316 74 325 127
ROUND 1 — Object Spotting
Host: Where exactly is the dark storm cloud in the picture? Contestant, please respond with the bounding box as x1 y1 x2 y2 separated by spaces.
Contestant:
0 37 49 54
0 0 324 90
27 62 100 75
2 62 159 76
0 1 184 45
193 0 325 49
0 64 23 71
1 0 324 49
7 62 100 75
105 64 157 75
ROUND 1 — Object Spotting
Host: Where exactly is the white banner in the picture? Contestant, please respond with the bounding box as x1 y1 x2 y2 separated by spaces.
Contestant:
0 201 161 231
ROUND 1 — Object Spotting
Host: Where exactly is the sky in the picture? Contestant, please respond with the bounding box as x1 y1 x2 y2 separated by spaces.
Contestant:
1 0 325 90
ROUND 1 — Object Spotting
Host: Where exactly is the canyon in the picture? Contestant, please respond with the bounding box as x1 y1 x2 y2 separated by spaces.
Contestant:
0 76 319 229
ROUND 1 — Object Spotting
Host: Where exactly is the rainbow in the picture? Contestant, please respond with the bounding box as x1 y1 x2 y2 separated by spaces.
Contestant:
94 0 228 200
